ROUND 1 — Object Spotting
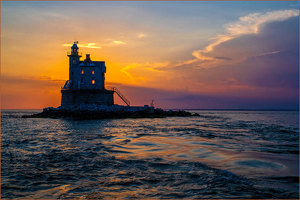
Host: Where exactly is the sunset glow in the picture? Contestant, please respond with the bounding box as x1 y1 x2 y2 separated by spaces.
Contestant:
1 1 299 109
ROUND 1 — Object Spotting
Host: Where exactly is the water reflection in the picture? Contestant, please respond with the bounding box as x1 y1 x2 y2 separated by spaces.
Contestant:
1 110 299 199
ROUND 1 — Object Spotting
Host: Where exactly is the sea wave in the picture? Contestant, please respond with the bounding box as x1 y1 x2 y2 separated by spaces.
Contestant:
1 110 299 199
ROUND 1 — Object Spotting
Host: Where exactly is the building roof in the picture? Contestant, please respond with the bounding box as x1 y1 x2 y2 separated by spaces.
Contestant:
71 43 78 49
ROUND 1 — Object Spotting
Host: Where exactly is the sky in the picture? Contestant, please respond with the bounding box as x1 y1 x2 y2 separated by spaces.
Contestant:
1 1 299 109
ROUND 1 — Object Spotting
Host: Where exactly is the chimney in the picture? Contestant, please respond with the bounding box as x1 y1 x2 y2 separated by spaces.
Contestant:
86 54 91 62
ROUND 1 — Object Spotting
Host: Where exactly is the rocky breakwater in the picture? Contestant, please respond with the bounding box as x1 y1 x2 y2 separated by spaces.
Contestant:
23 104 199 119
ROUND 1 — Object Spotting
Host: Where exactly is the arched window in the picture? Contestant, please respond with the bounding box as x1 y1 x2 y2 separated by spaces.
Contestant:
81 69 84 74
92 70 95 74
92 80 95 84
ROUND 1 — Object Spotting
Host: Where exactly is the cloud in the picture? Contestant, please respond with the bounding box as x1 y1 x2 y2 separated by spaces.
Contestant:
2 74 65 88
63 40 127 49
138 33 147 38
120 64 137 81
227 9 298 35
120 61 169 84
1 75 65 109
63 43 101 48
214 56 232 61
256 50 280 57
147 15 299 109
106 83 298 109
113 40 126 45
191 9 298 65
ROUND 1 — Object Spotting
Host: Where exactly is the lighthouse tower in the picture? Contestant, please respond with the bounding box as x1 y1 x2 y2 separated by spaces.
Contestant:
61 42 114 107
68 41 81 82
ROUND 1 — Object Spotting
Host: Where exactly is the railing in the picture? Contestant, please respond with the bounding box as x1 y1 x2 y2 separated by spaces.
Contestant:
67 52 82 57
61 80 72 90
111 87 130 106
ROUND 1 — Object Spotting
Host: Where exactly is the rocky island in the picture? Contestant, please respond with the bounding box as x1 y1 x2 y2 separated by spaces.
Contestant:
23 105 199 120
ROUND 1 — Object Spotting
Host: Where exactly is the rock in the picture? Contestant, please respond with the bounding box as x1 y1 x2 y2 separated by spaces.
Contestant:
22 105 199 119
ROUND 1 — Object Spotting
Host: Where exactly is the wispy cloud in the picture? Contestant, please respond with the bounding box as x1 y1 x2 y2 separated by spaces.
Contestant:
215 56 232 61
120 64 137 81
63 43 101 48
113 40 126 45
138 33 147 38
192 9 298 63
120 63 148 84
2 74 65 87
120 61 169 83
256 50 281 57
227 9 298 35
63 40 127 49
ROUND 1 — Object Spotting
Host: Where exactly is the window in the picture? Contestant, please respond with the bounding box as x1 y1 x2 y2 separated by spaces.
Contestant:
92 70 95 74
73 60 76 64
92 80 95 84
81 69 84 74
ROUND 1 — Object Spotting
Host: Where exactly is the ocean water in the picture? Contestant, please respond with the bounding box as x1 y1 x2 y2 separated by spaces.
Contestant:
1 110 299 199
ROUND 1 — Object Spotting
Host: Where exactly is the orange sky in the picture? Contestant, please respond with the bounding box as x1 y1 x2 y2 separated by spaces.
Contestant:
1 2 299 109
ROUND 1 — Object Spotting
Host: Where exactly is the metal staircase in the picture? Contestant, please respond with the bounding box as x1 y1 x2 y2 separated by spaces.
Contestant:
112 87 130 106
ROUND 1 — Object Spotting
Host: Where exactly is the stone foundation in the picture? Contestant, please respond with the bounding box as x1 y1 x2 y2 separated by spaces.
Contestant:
61 89 114 107
23 105 199 119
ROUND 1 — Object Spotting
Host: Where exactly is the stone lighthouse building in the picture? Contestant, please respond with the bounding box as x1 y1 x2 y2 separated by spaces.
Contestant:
61 42 114 107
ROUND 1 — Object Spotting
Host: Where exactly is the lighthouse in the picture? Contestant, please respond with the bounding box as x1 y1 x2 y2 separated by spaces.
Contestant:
61 42 114 107
26 42 196 118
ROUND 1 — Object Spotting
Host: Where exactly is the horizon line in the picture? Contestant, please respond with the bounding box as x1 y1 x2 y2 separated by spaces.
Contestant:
1 108 299 111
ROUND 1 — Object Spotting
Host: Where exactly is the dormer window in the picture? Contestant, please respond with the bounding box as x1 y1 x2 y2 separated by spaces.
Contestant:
81 69 84 74
92 80 95 84
92 70 95 74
